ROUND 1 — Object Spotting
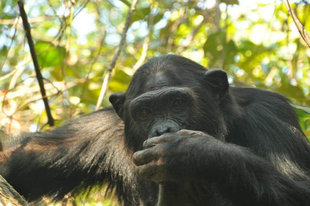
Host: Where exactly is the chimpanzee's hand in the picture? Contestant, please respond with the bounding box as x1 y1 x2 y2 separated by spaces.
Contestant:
132 129 220 183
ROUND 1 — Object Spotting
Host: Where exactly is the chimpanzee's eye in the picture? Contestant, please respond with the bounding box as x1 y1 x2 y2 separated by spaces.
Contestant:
140 107 151 117
131 105 152 122
172 97 185 107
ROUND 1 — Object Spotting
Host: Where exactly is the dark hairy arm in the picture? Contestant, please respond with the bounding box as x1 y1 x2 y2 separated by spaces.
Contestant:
0 108 142 203
133 129 310 206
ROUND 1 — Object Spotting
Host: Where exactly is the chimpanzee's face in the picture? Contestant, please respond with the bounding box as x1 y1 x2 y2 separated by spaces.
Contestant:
109 55 229 150
127 87 196 138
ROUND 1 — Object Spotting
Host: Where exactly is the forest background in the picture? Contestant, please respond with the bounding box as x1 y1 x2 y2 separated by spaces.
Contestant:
0 0 310 205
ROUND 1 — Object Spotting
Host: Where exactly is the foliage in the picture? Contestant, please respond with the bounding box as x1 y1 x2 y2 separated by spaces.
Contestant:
0 0 310 203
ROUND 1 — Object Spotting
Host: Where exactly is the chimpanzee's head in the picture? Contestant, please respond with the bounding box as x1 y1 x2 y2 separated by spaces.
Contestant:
110 55 230 151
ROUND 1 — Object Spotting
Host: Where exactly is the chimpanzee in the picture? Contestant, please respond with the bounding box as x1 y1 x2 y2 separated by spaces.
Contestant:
0 54 310 206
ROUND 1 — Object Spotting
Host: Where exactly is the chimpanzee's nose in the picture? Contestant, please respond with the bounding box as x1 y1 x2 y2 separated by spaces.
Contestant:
154 126 173 136
149 120 180 138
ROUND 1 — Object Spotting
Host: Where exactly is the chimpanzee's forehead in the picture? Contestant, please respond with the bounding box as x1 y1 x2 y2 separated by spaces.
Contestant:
138 55 206 75
126 55 206 98
144 71 179 91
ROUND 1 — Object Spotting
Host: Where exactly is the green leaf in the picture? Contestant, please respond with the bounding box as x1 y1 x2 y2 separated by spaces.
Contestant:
0 46 8 60
153 13 164 25
111 69 131 84
108 69 131 92
223 40 237 68
119 0 130 7
203 30 226 67
34 41 66 68
131 7 151 23
293 105 310 114
221 0 239 5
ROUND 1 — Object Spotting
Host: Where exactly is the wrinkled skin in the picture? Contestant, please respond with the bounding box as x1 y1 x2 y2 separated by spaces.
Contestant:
133 130 212 183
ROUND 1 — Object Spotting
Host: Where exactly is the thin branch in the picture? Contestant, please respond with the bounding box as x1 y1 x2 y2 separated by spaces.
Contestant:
176 3 218 54
0 69 16 81
176 14 208 54
166 8 187 52
81 34 106 98
213 0 221 33
17 0 54 126
8 66 24 90
2 79 77 100
284 0 310 47
0 15 59 25
73 0 90 18
96 0 139 110
133 37 150 70
133 3 155 70
81 1 107 98
0 18 18 70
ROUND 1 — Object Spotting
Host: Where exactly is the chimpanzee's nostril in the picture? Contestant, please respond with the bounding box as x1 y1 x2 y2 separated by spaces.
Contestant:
155 127 169 136
149 120 181 138
153 126 176 137
155 130 161 136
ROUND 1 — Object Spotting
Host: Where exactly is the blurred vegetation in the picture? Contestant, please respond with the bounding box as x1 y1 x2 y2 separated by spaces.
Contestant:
0 0 310 204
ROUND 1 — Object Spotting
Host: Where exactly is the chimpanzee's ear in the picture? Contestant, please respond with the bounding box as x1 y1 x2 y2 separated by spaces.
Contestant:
109 92 126 118
204 69 229 98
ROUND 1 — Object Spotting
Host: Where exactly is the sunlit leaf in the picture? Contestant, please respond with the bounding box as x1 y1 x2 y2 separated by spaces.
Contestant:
131 7 151 23
34 41 66 68
221 0 239 5
293 105 310 114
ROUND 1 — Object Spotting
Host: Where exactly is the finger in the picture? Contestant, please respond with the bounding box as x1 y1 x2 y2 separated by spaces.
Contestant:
178 129 207 137
143 134 173 149
132 149 156 166
143 138 158 149
136 162 160 181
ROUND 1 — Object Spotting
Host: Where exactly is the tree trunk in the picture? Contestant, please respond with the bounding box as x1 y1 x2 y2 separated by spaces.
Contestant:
0 175 28 205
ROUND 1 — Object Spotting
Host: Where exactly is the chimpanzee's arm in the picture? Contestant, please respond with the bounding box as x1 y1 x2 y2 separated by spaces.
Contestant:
195 136 310 206
0 107 154 204
133 129 310 206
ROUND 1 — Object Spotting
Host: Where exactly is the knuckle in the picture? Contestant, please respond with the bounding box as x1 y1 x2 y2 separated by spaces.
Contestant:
132 150 142 160
132 152 139 162
154 145 166 156
193 131 206 136
132 151 147 165
142 140 150 148
178 129 191 135
159 133 170 139
148 135 162 144
178 129 206 137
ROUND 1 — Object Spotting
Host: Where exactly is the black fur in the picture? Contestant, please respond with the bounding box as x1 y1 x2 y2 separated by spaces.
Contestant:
0 108 157 205
0 54 309 206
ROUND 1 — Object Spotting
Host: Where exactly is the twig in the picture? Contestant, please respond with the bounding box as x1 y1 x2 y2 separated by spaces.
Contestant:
133 3 154 70
0 69 16 81
284 0 310 47
96 0 139 110
81 33 106 98
17 0 54 126
0 15 59 25
176 13 208 54
0 18 18 70
175 2 218 54
133 37 150 70
166 8 187 52
73 0 90 18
